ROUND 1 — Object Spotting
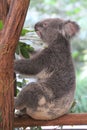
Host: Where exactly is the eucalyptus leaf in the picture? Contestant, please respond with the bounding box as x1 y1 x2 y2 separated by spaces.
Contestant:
29 46 34 52
17 81 23 87
0 112 2 122
0 20 3 30
16 41 34 58
21 28 30 36
20 46 29 58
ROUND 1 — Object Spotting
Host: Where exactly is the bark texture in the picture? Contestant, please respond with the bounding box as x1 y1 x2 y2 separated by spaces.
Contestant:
14 113 87 127
0 0 9 22
0 0 30 129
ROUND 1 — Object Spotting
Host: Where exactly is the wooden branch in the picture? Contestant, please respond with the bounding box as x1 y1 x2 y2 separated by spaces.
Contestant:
0 113 87 128
14 113 87 128
0 0 30 129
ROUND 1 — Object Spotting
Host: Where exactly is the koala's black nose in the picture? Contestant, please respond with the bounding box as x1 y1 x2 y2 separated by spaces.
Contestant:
34 24 38 31
34 23 43 31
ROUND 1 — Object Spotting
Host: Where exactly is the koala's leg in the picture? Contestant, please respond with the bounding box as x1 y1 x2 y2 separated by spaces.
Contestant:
14 83 56 120
14 96 27 116
14 96 26 110
14 83 44 112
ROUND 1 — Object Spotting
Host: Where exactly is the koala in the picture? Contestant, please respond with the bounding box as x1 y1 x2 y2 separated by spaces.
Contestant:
14 18 79 120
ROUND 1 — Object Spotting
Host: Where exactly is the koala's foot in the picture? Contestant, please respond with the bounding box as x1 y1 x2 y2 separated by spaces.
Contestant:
14 97 26 117
15 108 26 117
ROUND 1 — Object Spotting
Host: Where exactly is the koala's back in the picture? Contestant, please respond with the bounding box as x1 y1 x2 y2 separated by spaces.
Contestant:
36 38 75 98
30 39 76 120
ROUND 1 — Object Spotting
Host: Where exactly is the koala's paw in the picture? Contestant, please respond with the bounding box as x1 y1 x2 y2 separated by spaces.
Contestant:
15 108 26 117
14 60 20 73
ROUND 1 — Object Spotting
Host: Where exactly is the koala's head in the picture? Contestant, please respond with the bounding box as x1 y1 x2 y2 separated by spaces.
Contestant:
34 18 80 44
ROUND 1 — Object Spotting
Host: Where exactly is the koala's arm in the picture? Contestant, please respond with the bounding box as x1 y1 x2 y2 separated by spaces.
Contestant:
14 49 50 75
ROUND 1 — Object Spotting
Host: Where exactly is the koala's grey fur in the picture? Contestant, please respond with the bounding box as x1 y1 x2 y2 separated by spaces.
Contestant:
14 18 79 120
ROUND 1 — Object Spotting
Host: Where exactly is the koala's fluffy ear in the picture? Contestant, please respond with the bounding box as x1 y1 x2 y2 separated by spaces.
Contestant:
62 20 80 39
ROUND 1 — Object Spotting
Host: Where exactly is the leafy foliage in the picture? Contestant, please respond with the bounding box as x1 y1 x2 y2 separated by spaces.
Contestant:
16 41 34 58
74 72 87 113
15 27 34 59
0 111 2 122
30 126 42 130
0 20 3 30
21 29 31 36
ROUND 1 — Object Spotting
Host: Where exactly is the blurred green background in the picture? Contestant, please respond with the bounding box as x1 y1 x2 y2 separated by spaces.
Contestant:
17 0 87 113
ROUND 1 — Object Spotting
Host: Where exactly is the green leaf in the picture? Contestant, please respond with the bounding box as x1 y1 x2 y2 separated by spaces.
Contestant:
15 43 20 55
30 127 42 130
16 42 34 58
17 81 23 87
72 51 79 59
37 126 42 130
21 28 30 36
20 45 29 58
0 111 2 122
29 46 34 52
0 20 4 30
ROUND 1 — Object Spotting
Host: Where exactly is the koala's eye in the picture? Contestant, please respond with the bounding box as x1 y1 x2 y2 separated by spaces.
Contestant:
43 22 48 28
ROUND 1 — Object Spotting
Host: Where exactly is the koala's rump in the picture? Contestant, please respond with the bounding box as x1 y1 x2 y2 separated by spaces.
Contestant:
26 89 74 120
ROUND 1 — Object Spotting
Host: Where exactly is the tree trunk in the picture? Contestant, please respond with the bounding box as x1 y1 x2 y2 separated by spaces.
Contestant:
0 0 9 23
0 0 30 129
